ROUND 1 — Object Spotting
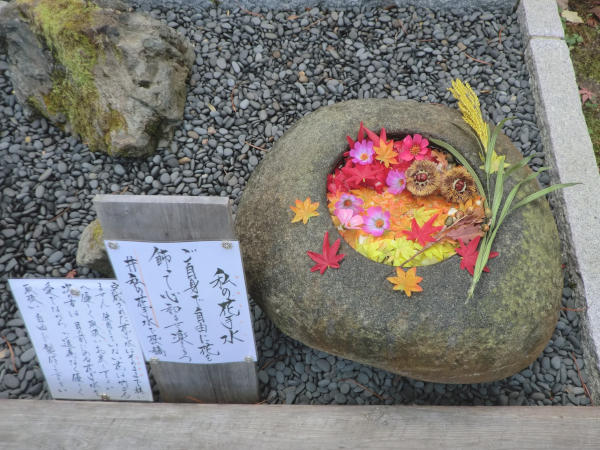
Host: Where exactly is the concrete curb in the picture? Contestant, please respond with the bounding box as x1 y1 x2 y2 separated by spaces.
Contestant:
518 0 600 403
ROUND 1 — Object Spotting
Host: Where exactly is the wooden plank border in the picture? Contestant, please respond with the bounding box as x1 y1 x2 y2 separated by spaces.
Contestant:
1 400 600 449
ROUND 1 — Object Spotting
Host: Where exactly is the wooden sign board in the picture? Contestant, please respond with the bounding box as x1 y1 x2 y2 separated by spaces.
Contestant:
8 279 152 402
94 195 259 403
105 240 257 365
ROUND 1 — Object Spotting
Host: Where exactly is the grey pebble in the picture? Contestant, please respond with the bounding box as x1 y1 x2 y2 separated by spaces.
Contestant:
258 370 269 384
160 173 171 184
316 358 331 372
216 58 227 69
47 250 64 264
38 168 52 182
20 347 36 363
2 374 19 389
114 164 126 176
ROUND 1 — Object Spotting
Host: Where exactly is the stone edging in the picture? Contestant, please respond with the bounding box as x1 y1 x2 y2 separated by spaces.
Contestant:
518 0 600 403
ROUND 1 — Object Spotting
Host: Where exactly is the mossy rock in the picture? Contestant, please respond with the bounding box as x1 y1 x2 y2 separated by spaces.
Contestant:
235 100 562 383
1 0 194 157
76 219 114 277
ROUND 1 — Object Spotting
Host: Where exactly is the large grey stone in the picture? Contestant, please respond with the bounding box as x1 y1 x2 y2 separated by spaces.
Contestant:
0 0 194 157
235 100 562 383
76 219 114 277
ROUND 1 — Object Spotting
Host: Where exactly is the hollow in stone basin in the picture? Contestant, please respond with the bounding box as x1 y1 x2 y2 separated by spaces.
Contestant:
327 129 485 268
235 100 562 383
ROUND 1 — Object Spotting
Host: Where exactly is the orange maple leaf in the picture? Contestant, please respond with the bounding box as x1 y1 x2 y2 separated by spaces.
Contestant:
290 197 320 224
374 139 398 167
387 267 423 296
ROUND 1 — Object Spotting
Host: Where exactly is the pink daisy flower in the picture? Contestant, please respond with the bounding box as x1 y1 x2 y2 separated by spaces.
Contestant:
362 206 390 237
349 140 375 165
335 193 363 214
335 208 364 230
398 134 431 162
386 169 406 194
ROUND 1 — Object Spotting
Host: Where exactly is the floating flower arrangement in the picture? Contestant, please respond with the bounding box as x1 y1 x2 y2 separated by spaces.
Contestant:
290 79 576 299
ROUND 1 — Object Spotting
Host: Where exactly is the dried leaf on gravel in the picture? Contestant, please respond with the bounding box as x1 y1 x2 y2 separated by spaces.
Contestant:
556 0 569 10
579 87 595 105
562 10 584 23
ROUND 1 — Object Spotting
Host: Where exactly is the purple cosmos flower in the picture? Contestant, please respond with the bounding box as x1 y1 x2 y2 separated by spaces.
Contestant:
349 140 375 165
386 169 406 195
335 193 364 214
362 206 390 237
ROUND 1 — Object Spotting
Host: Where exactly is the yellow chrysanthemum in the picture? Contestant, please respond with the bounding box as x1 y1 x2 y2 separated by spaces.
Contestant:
355 238 386 263
448 79 489 148
380 237 421 267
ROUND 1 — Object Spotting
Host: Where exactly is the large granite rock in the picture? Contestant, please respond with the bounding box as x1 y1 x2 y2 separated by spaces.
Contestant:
235 100 562 383
0 0 194 157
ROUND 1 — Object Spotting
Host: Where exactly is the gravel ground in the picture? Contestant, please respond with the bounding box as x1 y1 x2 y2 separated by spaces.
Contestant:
0 1 591 405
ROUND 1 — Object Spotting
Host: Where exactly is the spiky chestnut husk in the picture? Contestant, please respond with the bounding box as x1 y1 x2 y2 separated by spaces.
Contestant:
440 166 478 204
406 160 440 196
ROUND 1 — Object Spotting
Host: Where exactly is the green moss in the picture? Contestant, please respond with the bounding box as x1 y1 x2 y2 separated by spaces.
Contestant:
564 1 600 169
26 95 46 114
90 219 104 246
18 0 126 151
582 103 600 166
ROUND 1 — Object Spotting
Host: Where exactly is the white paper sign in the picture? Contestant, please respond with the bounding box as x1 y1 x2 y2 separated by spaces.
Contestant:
8 279 152 401
106 240 257 365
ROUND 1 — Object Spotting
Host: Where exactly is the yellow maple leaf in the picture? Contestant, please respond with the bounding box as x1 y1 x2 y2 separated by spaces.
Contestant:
290 197 319 224
374 140 398 168
387 267 423 297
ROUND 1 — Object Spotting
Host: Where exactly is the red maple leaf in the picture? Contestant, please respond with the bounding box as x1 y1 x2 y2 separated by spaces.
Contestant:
341 162 386 190
579 87 594 105
327 171 348 194
455 236 499 276
363 124 393 148
402 214 443 246
346 121 367 148
307 231 345 274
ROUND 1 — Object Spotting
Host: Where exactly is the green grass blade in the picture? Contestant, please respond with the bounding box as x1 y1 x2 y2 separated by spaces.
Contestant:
450 122 486 160
487 117 512 156
495 170 546 229
489 155 505 228
505 155 534 179
509 183 580 213
430 138 488 208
